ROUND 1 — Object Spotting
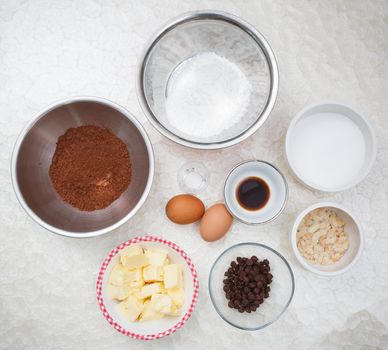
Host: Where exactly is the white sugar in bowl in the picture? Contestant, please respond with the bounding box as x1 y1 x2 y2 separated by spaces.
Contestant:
285 102 376 192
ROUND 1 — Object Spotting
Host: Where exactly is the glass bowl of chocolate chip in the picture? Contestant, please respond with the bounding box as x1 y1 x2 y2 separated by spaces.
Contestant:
208 243 295 330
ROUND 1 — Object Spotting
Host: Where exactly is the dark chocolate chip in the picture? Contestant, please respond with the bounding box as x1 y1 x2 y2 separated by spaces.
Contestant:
223 255 271 313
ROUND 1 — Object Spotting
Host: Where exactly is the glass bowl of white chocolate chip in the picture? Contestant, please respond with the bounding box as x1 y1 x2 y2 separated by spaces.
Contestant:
96 236 199 340
290 202 364 276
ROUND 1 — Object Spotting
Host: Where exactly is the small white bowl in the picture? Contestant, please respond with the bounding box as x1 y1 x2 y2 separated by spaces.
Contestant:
290 202 364 276
96 236 199 340
285 102 376 192
224 160 288 224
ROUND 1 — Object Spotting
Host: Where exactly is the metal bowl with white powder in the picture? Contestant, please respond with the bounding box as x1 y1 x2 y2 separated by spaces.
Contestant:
137 11 278 149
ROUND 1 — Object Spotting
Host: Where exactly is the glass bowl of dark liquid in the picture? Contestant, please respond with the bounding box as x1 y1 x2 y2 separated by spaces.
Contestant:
223 160 288 224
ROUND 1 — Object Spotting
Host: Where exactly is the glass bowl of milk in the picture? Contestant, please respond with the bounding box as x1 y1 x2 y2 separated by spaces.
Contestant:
137 11 278 149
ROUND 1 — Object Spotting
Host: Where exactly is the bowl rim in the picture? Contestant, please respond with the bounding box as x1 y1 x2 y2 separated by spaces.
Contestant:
96 235 199 340
10 95 155 238
290 201 364 276
285 101 377 192
136 10 279 150
208 242 295 331
223 160 288 225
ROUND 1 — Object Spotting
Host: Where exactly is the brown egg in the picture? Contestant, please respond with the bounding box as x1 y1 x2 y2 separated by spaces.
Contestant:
165 194 205 224
200 203 233 242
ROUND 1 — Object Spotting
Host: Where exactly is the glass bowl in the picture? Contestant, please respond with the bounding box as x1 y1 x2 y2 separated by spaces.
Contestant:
137 11 278 149
208 243 295 330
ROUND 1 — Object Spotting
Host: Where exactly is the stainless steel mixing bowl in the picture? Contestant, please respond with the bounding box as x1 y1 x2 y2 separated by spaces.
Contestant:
137 11 279 149
11 97 154 237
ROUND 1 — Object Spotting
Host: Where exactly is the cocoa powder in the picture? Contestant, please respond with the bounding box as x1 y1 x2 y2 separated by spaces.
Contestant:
49 125 131 211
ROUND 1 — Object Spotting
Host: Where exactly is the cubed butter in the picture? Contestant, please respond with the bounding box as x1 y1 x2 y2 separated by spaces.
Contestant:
163 264 183 289
129 286 143 300
139 300 164 322
166 303 180 316
150 294 178 315
109 245 185 323
167 287 185 308
144 249 168 266
121 245 148 269
108 283 131 301
118 295 144 322
143 265 164 282
140 282 164 299
127 268 144 288
109 264 132 286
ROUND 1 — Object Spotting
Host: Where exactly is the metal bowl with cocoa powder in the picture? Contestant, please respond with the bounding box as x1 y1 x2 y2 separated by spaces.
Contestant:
11 96 154 238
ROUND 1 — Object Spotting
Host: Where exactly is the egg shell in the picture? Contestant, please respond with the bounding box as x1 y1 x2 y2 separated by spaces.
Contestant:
200 203 233 242
166 194 205 225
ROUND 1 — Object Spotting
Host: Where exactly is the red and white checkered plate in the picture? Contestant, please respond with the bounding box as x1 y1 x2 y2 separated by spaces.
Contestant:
96 236 199 340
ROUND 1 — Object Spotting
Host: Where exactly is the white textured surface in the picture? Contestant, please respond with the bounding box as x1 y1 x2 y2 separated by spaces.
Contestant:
1 1 387 349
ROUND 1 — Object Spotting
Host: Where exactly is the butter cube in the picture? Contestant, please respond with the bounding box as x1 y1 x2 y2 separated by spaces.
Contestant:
144 249 168 266
127 268 144 288
108 283 131 301
143 265 164 282
139 300 164 322
166 303 181 316
131 287 144 300
118 295 144 322
109 264 132 286
150 294 177 315
163 264 183 289
121 245 148 269
167 287 185 308
140 282 164 299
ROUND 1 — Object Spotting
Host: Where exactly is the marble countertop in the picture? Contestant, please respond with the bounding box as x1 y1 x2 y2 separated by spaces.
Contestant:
1 1 387 349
